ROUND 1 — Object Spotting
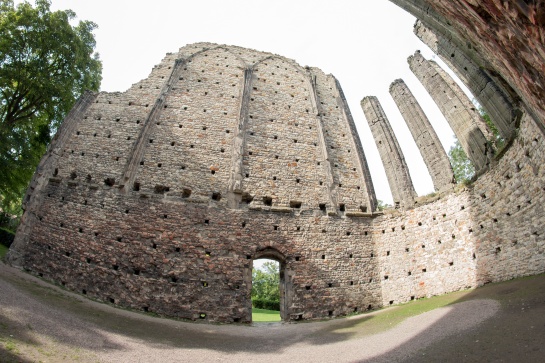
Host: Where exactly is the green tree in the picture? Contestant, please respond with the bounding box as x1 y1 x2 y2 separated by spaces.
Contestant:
376 199 392 211
472 98 504 149
448 139 475 184
252 261 280 310
479 105 505 150
0 0 102 220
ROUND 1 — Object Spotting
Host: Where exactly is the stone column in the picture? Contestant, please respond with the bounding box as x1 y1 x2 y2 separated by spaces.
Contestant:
414 20 520 141
408 51 492 174
333 77 378 213
390 79 455 191
227 67 253 206
361 96 417 210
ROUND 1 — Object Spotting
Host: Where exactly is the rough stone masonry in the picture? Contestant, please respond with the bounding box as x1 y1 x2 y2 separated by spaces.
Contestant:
7 0 545 323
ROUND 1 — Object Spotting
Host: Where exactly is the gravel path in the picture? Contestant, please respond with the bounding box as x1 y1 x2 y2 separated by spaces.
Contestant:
2 262 538 362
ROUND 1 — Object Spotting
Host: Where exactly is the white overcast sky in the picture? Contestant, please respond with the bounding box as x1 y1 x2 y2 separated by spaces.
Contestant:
40 0 470 204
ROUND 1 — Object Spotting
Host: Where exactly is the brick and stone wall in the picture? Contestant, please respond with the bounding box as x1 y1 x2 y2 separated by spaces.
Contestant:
373 112 545 305
8 39 545 324
8 43 382 323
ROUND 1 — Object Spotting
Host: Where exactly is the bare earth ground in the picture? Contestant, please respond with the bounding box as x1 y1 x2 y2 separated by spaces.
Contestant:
0 261 544 362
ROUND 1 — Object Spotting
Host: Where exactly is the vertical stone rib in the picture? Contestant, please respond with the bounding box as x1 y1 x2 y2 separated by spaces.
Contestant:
414 20 520 140
307 71 336 212
333 77 377 212
8 91 97 267
362 96 417 210
389 79 454 191
228 67 253 199
408 51 491 174
121 59 185 191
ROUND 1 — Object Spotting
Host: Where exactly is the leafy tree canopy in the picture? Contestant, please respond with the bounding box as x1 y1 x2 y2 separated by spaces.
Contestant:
0 0 102 218
448 103 500 184
252 261 280 309
448 139 475 184
376 199 392 211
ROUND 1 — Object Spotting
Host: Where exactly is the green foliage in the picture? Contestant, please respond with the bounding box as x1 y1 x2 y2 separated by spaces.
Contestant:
478 104 505 150
341 289 471 338
252 298 280 311
376 199 392 211
252 308 281 322
0 0 102 216
0 226 14 247
0 243 7 260
252 261 280 311
448 139 475 184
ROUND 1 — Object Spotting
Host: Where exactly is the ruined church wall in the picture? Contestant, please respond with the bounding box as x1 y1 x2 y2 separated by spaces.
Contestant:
10 37 545 324
20 181 381 322
243 58 328 208
55 53 176 185
471 114 545 284
373 112 545 305
10 44 382 323
136 48 246 200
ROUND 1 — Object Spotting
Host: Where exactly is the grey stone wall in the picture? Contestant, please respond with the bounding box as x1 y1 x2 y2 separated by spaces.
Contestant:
8 43 381 323
8 42 545 324
389 79 454 191
373 112 545 304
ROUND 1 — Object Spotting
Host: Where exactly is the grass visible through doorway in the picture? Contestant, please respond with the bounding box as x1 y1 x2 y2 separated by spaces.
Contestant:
0 244 8 260
252 308 281 322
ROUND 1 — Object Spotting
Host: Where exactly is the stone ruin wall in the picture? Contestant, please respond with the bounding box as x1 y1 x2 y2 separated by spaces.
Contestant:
373 0 545 305
374 112 545 306
9 43 383 323
8 0 545 323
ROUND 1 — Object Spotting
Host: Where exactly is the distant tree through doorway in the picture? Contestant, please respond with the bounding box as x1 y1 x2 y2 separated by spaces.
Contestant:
251 259 280 322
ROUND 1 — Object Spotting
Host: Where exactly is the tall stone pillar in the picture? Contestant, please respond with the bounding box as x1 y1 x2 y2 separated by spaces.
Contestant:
414 20 520 141
408 51 492 174
361 96 417 210
389 79 455 191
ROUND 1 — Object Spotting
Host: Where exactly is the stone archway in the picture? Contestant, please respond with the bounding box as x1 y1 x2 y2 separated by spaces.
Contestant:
252 247 291 321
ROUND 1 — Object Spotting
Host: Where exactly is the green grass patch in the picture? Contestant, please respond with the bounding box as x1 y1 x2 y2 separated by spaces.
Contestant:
252 308 281 322
0 244 8 260
331 289 472 338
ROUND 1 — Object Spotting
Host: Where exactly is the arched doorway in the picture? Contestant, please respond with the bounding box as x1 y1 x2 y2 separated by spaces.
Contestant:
251 248 289 321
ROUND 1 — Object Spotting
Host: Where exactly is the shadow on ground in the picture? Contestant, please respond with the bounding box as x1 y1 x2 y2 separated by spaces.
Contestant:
1 261 544 362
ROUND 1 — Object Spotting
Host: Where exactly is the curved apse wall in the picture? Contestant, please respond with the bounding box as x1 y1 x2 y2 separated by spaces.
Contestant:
8 0 545 322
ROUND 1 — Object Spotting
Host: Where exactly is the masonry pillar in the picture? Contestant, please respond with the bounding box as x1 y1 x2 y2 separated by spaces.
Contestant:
227 67 253 207
333 77 378 212
389 79 455 191
408 51 492 174
361 96 417 210
414 20 520 141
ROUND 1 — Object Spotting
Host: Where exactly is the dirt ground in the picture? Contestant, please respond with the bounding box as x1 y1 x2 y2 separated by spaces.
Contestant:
1 261 544 362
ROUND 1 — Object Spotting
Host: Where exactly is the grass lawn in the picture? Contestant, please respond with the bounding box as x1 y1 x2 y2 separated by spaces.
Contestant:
0 244 8 260
252 308 281 322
